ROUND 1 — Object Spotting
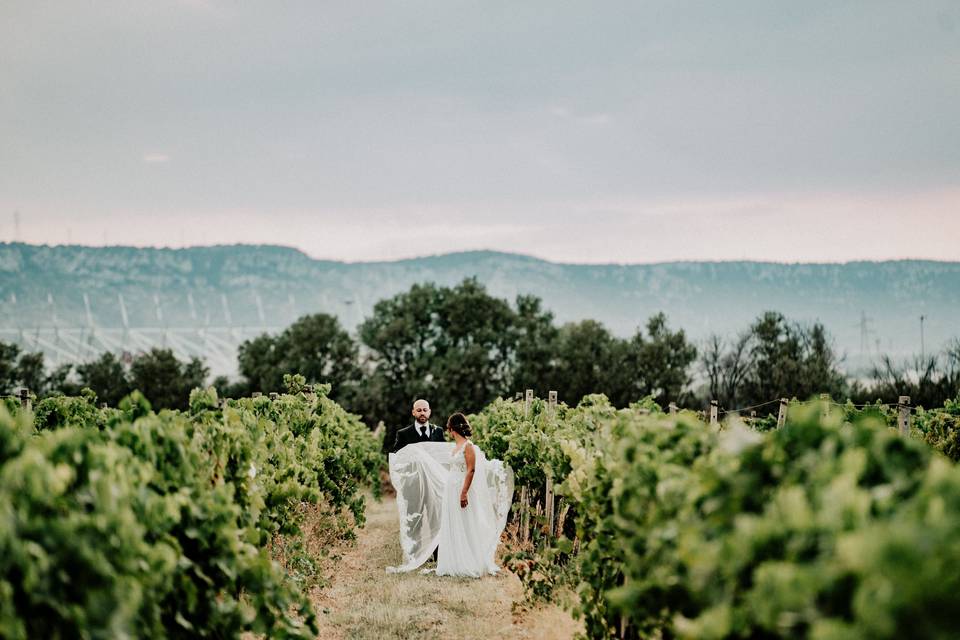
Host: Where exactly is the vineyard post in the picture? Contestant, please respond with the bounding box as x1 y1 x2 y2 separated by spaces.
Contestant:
252 392 262 398
777 398 788 428
548 390 557 417
514 391 523 401
709 400 718 427
269 392 279 401
820 394 830 421
545 470 555 540
525 389 534 417
520 485 530 543
898 396 911 435
18 388 30 412
100 402 108 410
669 402 677 416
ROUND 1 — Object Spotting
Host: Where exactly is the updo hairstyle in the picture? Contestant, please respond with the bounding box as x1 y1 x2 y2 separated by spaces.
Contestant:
446 412 472 437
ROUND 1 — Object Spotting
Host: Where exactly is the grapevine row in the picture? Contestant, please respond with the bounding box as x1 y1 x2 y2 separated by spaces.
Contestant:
471 392 960 639
0 375 382 639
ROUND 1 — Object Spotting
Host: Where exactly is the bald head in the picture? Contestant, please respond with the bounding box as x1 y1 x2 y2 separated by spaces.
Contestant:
412 399 431 425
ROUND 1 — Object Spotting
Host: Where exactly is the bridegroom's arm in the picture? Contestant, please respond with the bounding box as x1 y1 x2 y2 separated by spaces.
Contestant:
392 426 409 453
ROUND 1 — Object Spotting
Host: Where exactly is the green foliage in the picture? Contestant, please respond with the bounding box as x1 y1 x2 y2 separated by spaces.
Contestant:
32 392 103 431
0 342 81 398
615 313 698 407
474 392 960 640
702 313 848 412
0 386 381 639
912 394 960 461
359 280 697 449
237 313 360 403
359 279 519 447
76 351 133 406
129 348 210 411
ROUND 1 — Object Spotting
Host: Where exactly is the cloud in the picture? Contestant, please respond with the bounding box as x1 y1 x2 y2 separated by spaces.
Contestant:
549 105 612 126
142 153 170 164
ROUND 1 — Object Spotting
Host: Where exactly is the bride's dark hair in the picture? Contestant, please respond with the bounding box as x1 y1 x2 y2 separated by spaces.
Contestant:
446 412 472 437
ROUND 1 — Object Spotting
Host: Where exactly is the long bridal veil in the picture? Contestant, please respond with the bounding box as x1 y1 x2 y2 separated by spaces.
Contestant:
386 441 514 574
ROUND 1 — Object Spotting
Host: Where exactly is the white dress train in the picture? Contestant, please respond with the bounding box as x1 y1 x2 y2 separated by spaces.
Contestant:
386 441 513 577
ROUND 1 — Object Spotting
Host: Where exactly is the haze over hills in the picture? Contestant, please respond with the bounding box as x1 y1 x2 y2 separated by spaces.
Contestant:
1 242 957 377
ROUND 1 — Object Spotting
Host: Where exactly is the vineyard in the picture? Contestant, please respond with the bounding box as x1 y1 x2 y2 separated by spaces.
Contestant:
0 375 382 639
3 383 960 639
471 393 960 639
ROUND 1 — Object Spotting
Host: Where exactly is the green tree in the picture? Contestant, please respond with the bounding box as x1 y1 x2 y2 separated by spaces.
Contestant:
702 312 847 411
76 352 132 407
43 363 84 397
614 312 697 406
744 311 805 404
15 352 46 395
236 313 360 403
509 294 560 397
129 348 209 410
551 320 622 406
359 279 517 448
0 342 20 394
859 342 960 408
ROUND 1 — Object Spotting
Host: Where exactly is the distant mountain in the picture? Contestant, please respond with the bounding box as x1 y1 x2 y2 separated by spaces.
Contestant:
1 243 957 376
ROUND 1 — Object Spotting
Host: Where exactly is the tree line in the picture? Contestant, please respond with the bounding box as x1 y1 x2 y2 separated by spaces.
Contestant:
3 278 958 446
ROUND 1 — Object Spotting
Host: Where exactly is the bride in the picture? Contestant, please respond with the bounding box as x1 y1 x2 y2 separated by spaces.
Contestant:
386 413 513 577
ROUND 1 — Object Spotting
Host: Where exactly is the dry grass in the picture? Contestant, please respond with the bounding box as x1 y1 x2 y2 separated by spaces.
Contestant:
308 494 582 640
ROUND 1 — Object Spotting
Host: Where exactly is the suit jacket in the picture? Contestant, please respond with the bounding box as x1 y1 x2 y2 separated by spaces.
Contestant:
393 422 446 452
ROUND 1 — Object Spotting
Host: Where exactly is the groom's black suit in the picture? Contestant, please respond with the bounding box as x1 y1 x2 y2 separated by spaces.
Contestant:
392 422 446 453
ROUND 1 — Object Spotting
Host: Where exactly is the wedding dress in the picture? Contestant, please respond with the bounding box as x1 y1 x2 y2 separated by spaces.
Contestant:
386 441 513 576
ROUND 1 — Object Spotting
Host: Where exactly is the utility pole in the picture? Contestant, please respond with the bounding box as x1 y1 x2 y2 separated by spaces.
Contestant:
920 315 926 360
856 311 874 358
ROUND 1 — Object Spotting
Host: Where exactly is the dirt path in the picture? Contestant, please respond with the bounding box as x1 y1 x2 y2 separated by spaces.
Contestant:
309 494 582 640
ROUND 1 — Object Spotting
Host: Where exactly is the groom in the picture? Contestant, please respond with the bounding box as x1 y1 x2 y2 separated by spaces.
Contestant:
392 398 446 563
392 399 446 452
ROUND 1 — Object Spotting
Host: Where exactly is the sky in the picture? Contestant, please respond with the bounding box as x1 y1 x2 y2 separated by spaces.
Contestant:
2 0 959 264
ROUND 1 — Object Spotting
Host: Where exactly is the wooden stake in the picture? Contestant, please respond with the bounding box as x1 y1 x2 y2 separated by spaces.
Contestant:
898 396 911 435
777 398 788 429
520 485 530 543
709 400 718 427
18 388 30 412
548 390 557 417
545 472 555 540
668 402 678 416
820 394 830 421
525 389 534 417
556 500 569 539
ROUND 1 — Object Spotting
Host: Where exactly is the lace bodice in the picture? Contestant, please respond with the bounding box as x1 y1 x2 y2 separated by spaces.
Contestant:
450 442 469 473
